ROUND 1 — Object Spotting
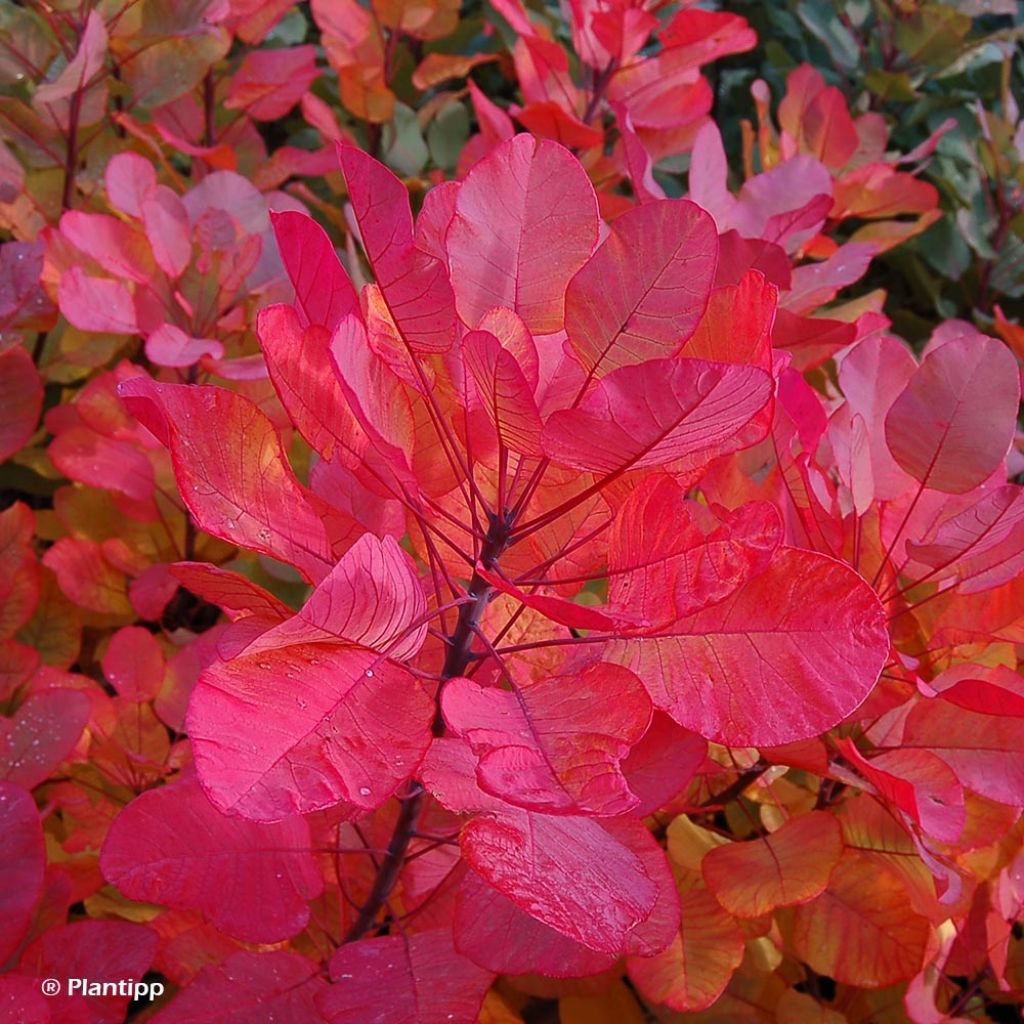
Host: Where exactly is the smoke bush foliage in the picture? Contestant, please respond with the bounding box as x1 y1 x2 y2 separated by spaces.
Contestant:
1 2 1023 1022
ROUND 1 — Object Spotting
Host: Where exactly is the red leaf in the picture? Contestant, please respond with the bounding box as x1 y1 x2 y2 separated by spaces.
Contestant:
477 565 634 632
189 643 433 820
150 950 327 1024
0 782 44 963
0 975 49 1024
118 377 335 583
885 700 1024 806
542 358 772 475
170 562 291 623
0 347 42 464
319 929 493 1024
270 210 359 330
837 740 965 843
607 544 888 746
778 64 859 167
101 626 164 702
462 329 544 456
441 662 651 815
225 45 319 121
564 200 718 376
41 537 132 616
447 134 599 333
58 266 138 334
607 480 783 623
101 779 322 943
18 920 157 1024
258 304 365 463
48 427 155 504
453 867 618 977
684 270 776 369
885 334 1020 494
461 810 664 954
336 143 456 351
620 713 707 816
240 534 428 661
0 689 90 789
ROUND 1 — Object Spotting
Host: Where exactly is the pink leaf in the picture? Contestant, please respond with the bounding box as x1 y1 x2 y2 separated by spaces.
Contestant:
270 210 359 330
101 626 164 702
565 200 718 376
58 266 138 334
189 643 433 820
104 152 156 218
145 324 224 368
118 377 335 583
336 143 456 351
0 347 42 463
34 9 107 105
885 334 1020 494
319 929 493 1024
101 779 322 943
453 868 618 977
447 134 599 333
241 534 428 661
441 662 651 815
59 211 153 284
542 358 772 475
141 187 193 278
0 689 90 789
906 485 1024 594
0 782 44 963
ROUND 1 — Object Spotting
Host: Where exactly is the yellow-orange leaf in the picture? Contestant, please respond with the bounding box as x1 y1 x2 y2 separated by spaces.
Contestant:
702 811 843 918
791 852 931 988
627 890 744 1012
776 989 849 1023
560 980 646 1024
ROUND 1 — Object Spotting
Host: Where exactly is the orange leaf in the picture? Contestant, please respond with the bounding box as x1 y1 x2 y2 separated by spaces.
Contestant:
627 889 744 1012
702 811 843 918
791 852 931 988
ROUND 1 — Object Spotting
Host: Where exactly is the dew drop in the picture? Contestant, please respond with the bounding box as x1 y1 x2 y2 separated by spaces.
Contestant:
358 787 371 797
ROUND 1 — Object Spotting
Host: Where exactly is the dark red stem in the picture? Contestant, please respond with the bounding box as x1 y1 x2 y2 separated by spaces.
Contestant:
341 516 511 943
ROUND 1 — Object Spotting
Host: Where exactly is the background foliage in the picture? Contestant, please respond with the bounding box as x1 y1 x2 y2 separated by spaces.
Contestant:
1 1 1023 1022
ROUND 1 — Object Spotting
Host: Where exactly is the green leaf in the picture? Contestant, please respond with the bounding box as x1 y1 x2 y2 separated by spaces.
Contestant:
427 100 469 172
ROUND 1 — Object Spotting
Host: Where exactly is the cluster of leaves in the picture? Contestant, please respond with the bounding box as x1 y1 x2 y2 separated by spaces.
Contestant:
727 0 1024 341
1 1 1023 1022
